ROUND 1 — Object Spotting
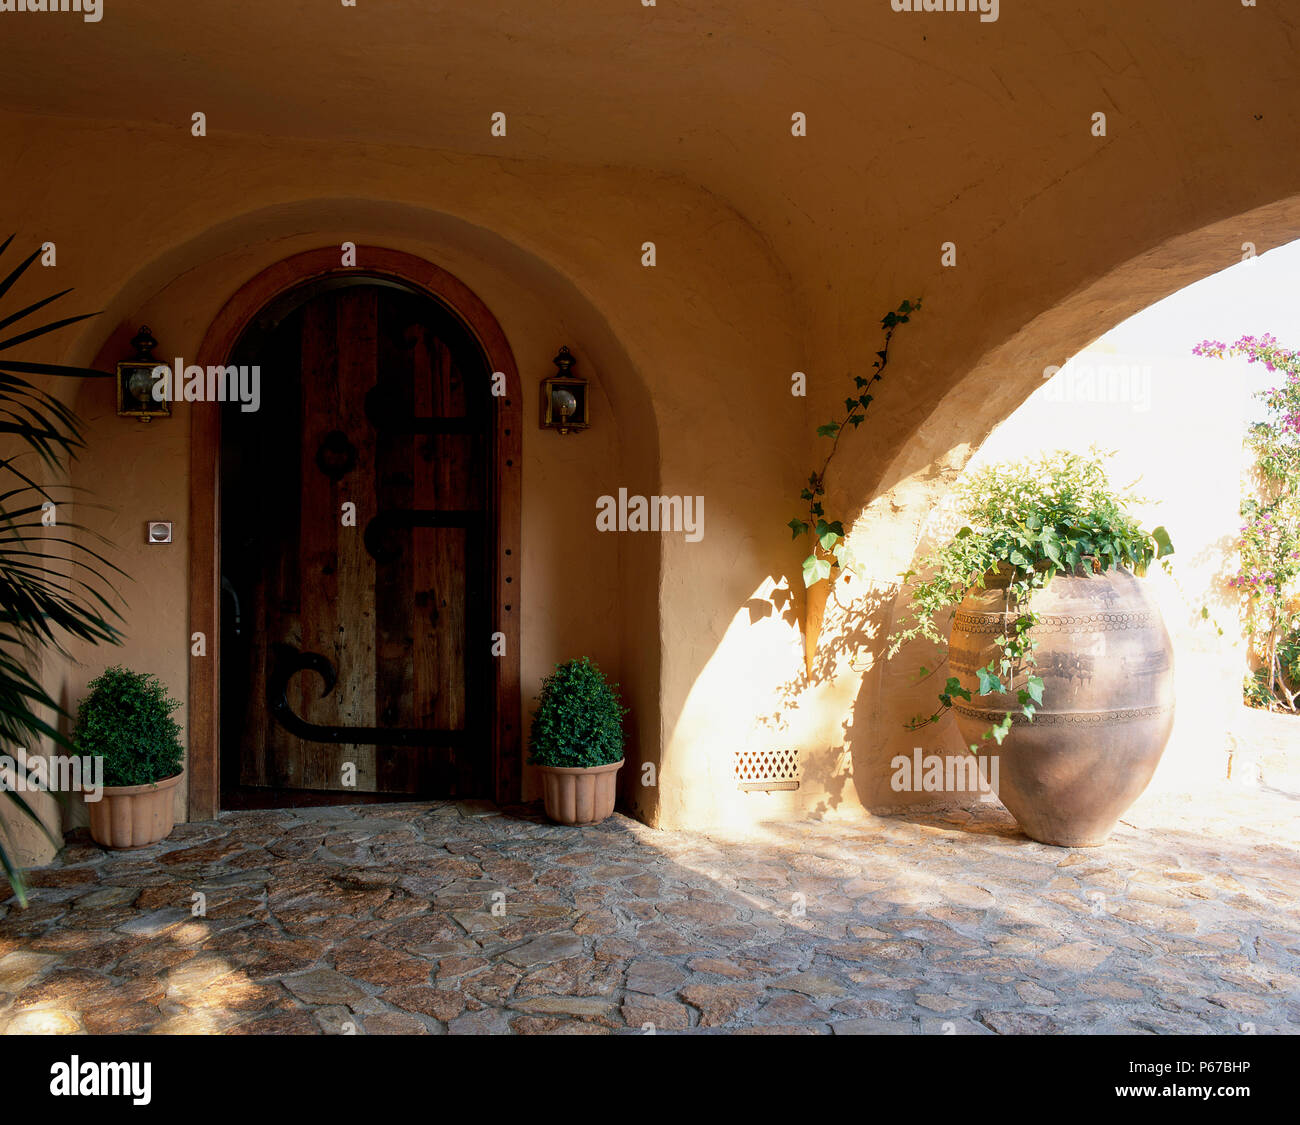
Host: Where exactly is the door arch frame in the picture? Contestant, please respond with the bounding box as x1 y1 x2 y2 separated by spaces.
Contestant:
188 246 521 818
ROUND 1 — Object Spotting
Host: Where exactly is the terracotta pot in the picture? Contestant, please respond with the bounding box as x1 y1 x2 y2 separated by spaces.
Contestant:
536 760 623 826
949 566 1174 847
87 772 184 849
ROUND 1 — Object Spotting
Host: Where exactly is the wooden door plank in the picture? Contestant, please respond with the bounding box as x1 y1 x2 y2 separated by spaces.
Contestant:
297 295 343 792
331 288 379 792
374 309 417 792
409 325 450 795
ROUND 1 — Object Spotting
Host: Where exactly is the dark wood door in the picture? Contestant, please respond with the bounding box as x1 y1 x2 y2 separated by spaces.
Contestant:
220 281 492 797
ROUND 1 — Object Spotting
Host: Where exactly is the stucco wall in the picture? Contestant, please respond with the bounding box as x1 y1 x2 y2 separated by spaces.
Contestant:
4 9 1300 844
0 109 802 843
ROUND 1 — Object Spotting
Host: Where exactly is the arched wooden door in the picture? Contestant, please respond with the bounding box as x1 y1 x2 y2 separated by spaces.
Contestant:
221 278 492 796
189 249 521 815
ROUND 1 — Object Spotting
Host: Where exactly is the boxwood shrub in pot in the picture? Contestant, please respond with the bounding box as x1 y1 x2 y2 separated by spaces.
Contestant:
528 658 627 825
74 666 185 848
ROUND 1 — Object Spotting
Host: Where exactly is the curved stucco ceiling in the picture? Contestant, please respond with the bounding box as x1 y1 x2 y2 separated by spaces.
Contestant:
6 1 1297 302
8 1 1300 529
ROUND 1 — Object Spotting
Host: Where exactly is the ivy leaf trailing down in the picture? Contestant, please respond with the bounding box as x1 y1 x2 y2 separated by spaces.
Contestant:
0 234 121 906
528 657 628 769
789 298 922 588
888 449 1174 749
72 666 184 788
1195 334 1300 712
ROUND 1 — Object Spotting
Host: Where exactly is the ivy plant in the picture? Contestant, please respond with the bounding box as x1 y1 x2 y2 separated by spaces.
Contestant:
528 657 628 769
888 450 1174 748
789 298 921 587
73 666 184 788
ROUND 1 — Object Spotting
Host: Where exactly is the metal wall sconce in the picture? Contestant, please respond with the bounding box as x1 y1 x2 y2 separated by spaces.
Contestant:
117 326 170 422
539 346 589 434
147 521 173 544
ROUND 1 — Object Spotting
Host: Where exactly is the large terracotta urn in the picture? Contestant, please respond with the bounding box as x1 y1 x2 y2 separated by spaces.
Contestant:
948 565 1174 846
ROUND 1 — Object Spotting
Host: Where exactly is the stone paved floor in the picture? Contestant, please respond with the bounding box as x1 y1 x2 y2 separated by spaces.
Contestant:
1 783 1297 1035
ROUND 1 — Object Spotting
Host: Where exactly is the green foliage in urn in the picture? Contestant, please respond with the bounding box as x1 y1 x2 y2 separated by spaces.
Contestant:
789 299 922 587
888 450 1174 746
73 667 184 788
528 658 628 769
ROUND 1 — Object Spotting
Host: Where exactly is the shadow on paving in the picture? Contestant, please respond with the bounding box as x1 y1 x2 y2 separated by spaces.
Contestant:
0 790 1296 1035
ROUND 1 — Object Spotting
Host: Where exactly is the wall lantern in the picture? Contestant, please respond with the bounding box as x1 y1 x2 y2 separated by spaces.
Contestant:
117 325 170 422
539 346 589 434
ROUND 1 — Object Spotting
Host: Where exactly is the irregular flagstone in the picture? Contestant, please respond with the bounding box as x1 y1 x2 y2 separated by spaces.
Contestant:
117 907 191 937
918 1016 994 1035
460 963 524 1004
516 956 621 998
383 985 466 1021
678 981 764 1027
374 915 466 949
219 938 324 978
826 939 924 962
229 1011 320 1035
686 956 750 979
753 992 831 1024
82 1002 163 1035
502 932 584 967
331 942 433 987
75 886 139 909
12 967 115 1008
435 955 489 979
362 1010 432 1035
1014 981 1057 1005
447 1006 514 1035
1040 942 1112 971
0 787 1296 1036
573 909 619 935
314 1005 362 1035
510 995 618 1019
186 975 288 1014
621 993 691 1030
163 954 242 994
774 971 847 998
0 950 59 992
831 995 901 1020
977 1009 1061 1035
1 1008 83 1034
281 969 369 1006
629 923 713 958
1079 976 1143 1000
832 1016 910 1035
626 960 689 995
147 1007 246 1034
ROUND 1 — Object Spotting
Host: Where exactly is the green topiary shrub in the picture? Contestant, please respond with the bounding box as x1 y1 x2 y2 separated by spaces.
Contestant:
528 658 627 769
73 666 184 787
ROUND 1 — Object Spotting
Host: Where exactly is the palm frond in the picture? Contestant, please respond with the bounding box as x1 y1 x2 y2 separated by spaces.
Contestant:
0 235 122 907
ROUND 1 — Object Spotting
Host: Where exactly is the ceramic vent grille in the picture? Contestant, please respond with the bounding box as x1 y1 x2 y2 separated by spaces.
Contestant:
734 749 801 792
